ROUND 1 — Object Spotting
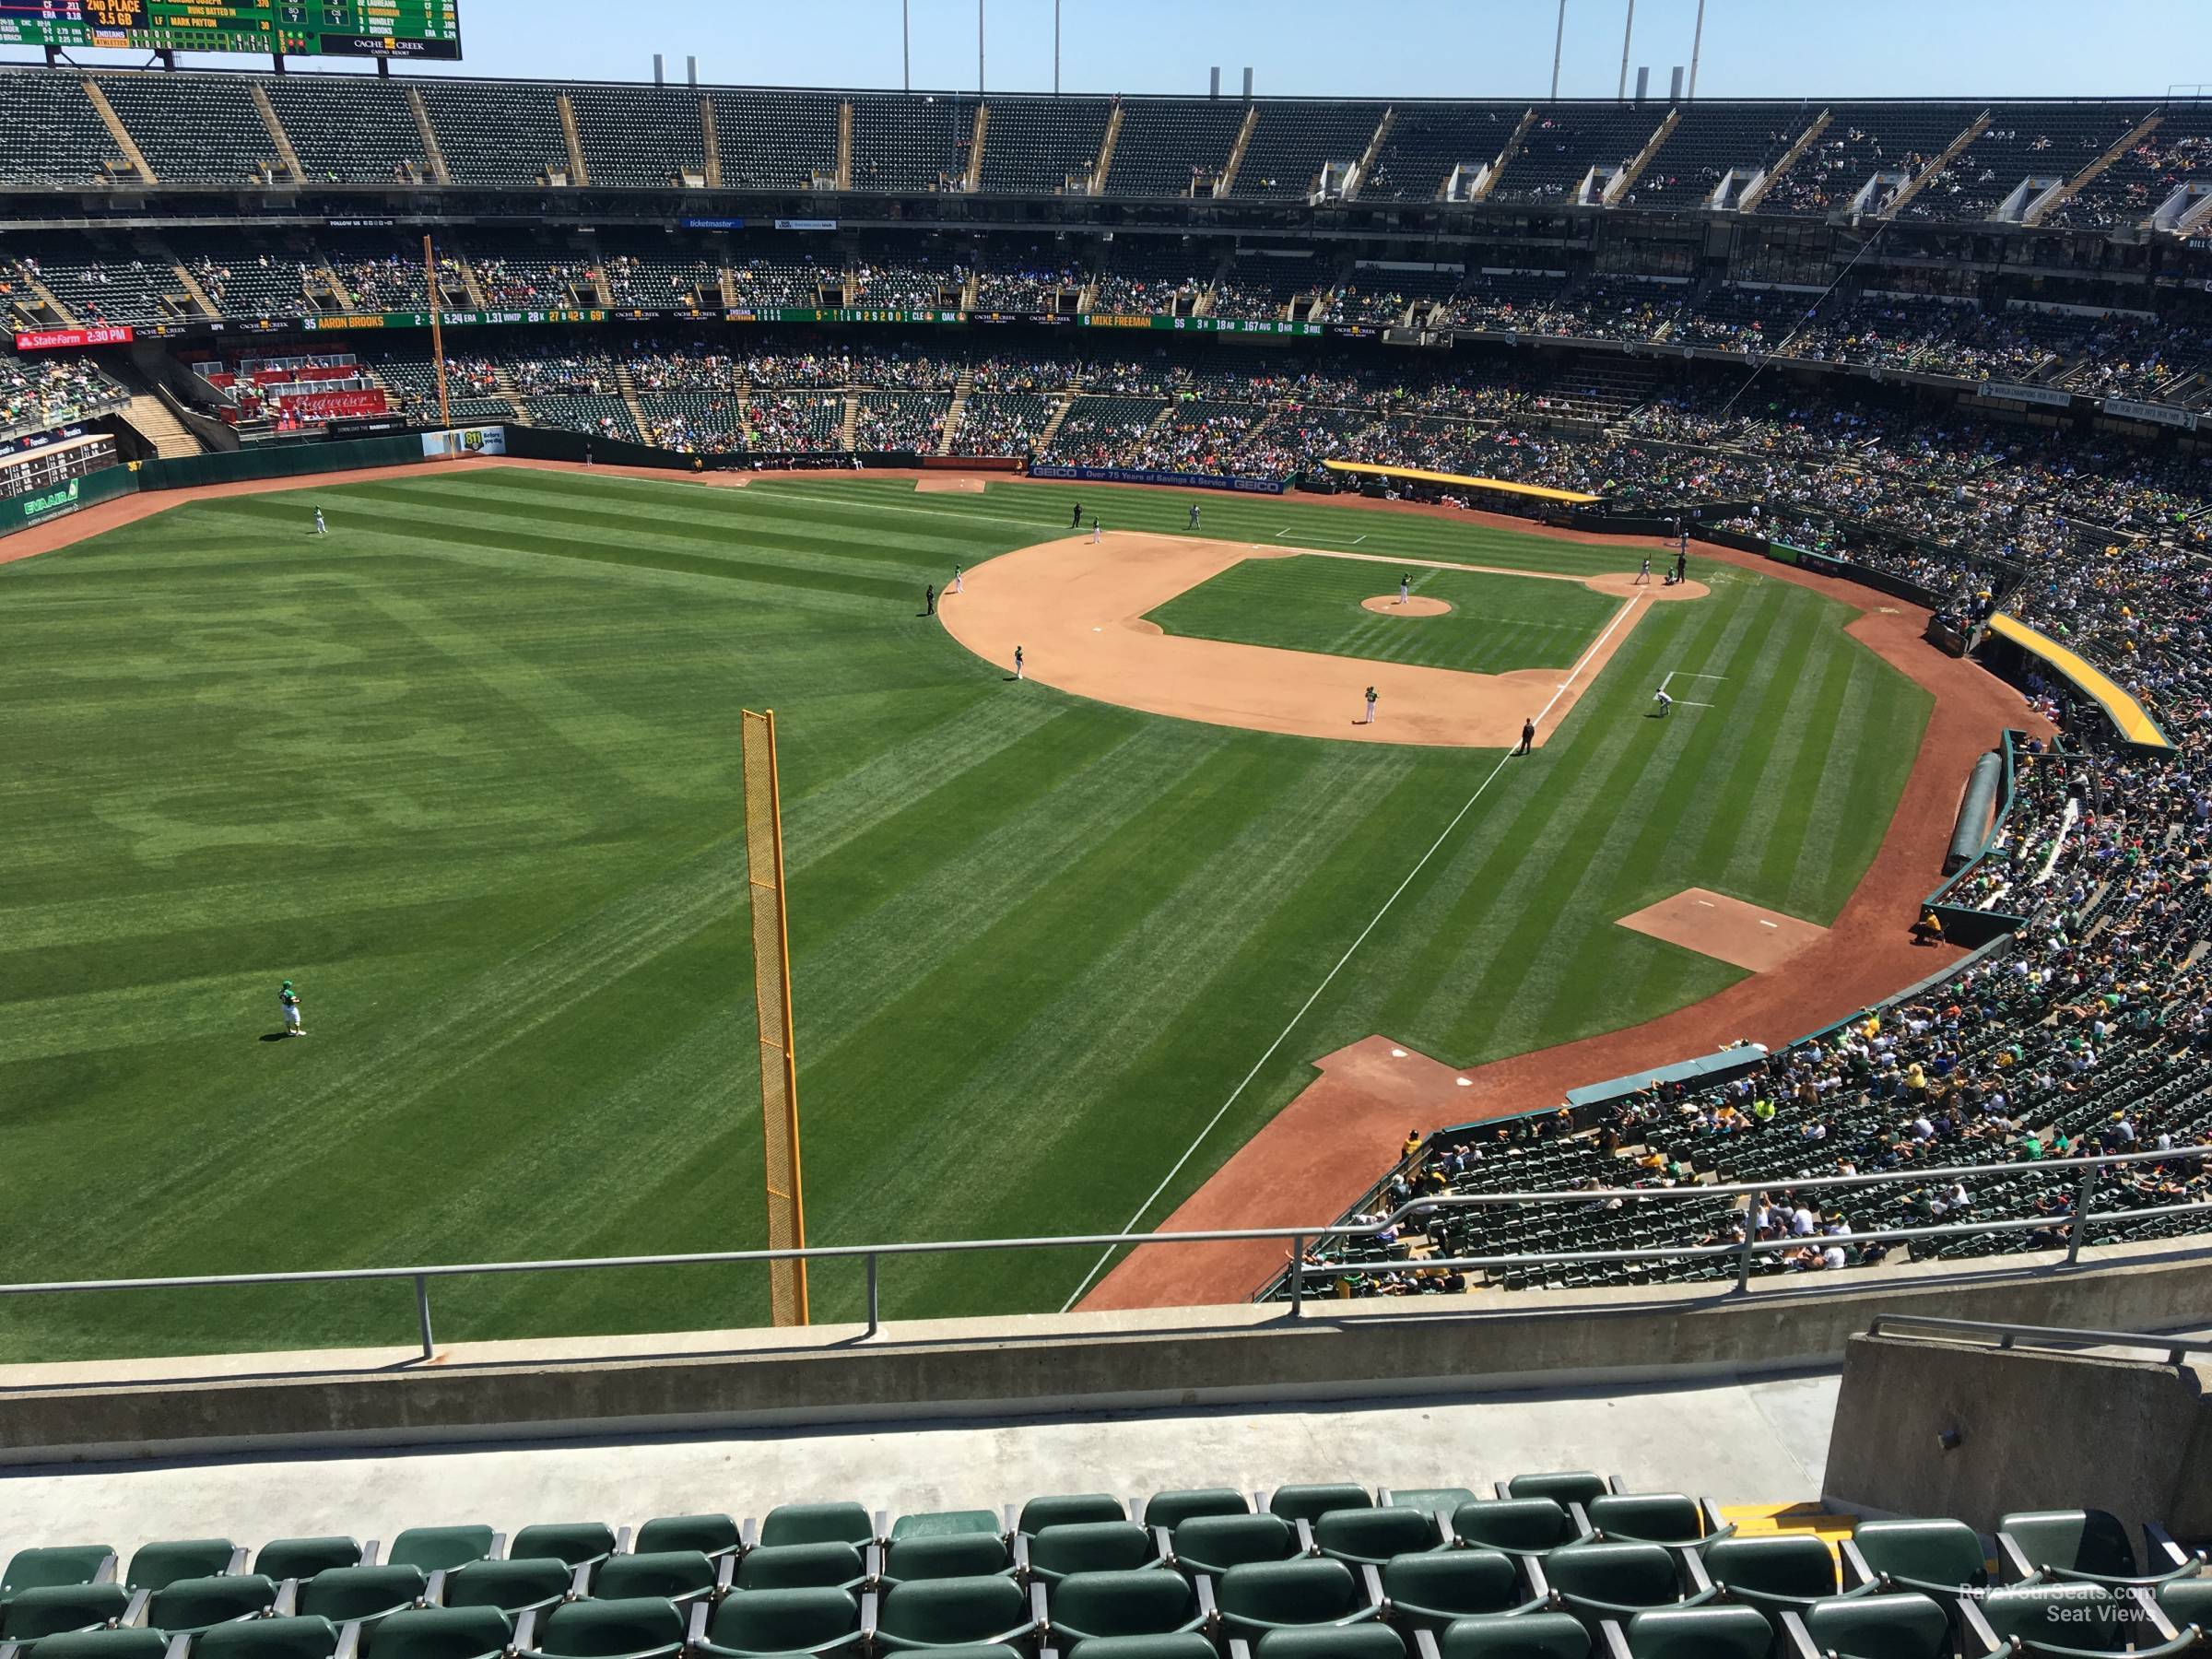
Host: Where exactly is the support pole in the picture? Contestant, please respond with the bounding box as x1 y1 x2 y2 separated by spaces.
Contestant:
865 1253 880 1336
978 0 984 95
413 1274 434 1360
1617 0 1634 101
1053 0 1061 95
1551 0 1567 100
902 0 910 91
1288 1235 1304 1318
1687 0 1705 100
423 233 450 429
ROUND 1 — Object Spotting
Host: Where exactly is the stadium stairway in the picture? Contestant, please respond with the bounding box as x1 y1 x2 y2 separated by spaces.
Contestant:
248 84 308 186
80 78 155 184
839 392 859 451
120 392 205 460
614 361 651 445
1033 383 1080 449
2026 111 2166 227
1883 110 1991 218
405 88 453 187
939 371 973 456
1738 109 1830 211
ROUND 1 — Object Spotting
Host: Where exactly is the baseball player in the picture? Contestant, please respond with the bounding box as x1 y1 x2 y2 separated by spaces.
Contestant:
924 582 935 616
313 509 326 536
1638 556 1651 586
1090 516 1102 545
1516 717 1535 756
279 979 305 1036
1014 644 1025 681
1188 502 1201 530
1653 688 1674 718
1397 572 1412 605
951 563 963 595
1362 685 1378 724
1070 500 1083 528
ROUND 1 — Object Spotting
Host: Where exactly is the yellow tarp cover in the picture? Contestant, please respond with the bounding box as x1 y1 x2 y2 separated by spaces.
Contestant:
1988 611 2172 750
1321 458 1601 504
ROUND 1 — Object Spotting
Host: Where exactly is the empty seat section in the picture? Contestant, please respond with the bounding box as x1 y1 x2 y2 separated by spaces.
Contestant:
263 76 428 182
976 96 1112 194
1104 100 1248 197
94 75 276 184
418 80 571 185
567 84 707 187
1230 100 1387 200
709 91 841 190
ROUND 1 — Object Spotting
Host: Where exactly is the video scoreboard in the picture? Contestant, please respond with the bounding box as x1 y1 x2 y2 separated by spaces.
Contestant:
0 0 461 57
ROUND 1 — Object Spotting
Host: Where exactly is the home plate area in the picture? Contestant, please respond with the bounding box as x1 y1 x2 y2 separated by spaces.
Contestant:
1617 887 1829 973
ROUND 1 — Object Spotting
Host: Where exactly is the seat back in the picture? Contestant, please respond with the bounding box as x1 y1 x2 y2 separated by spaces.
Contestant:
440 1559 572 1616
1435 1611 1591 1659
1503 1475 1609 1509
387 1528 498 1575
884 1535 1013 1583
734 1544 867 1593
507 1524 617 1571
1142 1491 1248 1531
1850 1520 1986 1594
1016 1495 1125 1535
630 1515 739 1559
18 1635 169 1659
1703 1535 1837 1605
1311 1508 1437 1566
889 1514 1000 1542
125 1541 239 1594
1169 1515 1296 1574
1798 1592 1951 1659
297 1565 428 1624
1245 1626 1405 1659
533 1597 685 1659
875 1574 1029 1646
1267 1486 1372 1526
1450 1500 1575 1556
1048 1571 1198 1641
759 1504 874 1550
1379 1551 1521 1621
1584 1496 1703 1547
1620 1606 1770 1659
256 1541 364 1583
592 1553 716 1606
1998 1512 2138 1582
703 1587 860 1655
146 1574 278 1633
1027 1524 1152 1583
0 1585 131 1641
1539 1543 1685 1618
193 1616 341 1659
368 1606 513 1659
1975 1585 2128 1651
2157 1578 2212 1632
1215 1559 1361 1630
1058 1637 1214 1659
2 1548 116 1599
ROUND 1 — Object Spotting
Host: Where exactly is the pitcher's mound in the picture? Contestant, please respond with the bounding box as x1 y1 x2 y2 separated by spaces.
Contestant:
1361 594 1453 617
1618 887 1828 972
916 476 986 493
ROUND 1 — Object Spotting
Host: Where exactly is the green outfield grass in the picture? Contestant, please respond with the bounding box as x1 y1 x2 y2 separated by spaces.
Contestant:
1145 554 1621 675
0 469 1928 1360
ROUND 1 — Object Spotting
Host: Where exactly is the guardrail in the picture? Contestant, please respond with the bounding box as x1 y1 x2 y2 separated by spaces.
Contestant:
0 1147 2205 1365
1862 1314 2212 1366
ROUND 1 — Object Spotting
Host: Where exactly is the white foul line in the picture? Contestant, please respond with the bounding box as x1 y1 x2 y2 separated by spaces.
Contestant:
1057 594 1646 1311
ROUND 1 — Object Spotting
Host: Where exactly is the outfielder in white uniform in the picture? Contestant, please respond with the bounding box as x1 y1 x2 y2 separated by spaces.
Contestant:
313 510 326 536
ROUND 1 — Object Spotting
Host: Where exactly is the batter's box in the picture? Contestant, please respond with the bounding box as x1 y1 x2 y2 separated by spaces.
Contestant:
1659 669 1726 708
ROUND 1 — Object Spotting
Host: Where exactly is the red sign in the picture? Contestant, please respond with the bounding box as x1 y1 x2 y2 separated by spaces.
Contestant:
13 325 135 351
275 389 389 419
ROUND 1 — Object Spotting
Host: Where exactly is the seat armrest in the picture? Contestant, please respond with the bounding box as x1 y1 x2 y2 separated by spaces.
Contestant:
1995 1533 2038 1584
273 1580 300 1618
488 1534 508 1564
1360 1564 1384 1612
1837 1540 1877 1591
333 1622 360 1659
1596 1619 1633 1659
226 1549 250 1578
1779 1609 1821 1659
1699 1500 1736 1546
1001 1505 1018 1545
1491 1482 1512 1500
1150 1527 1173 1570
1195 1576 1218 1632
97 1554 120 1586
361 1542 381 1569
1009 1535 1030 1581
1607 1477 1628 1495
1524 1556 1552 1606
1414 1630 1442 1659
739 1520 759 1555
2145 1523 2196 1575
1679 1548 1715 1596
1958 1594 1999 1655
864 1544 884 1592
1568 1502 1594 1542
569 1567 592 1603
161 1636 191 1659
513 1610 538 1654
686 1599 709 1650
425 1571 446 1608
1027 1581 1048 1634
712 1555 734 1598
1228 1642 1253 1659
873 1512 888 1550
612 1528 631 1559
123 1589 152 1628
2 1640 23 1659
2132 1586 2183 1643
1295 1519 1317 1559
858 1592 877 1647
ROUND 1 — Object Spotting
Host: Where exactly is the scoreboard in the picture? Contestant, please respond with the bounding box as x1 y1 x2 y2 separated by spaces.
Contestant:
0 0 462 57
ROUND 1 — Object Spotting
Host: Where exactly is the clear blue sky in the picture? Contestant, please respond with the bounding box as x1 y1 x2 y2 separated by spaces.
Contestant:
11 0 2211 94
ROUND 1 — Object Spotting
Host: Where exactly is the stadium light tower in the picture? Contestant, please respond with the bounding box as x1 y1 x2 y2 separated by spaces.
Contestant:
978 0 984 93
902 0 910 91
1550 0 1566 100
1688 0 1705 100
1617 0 1634 100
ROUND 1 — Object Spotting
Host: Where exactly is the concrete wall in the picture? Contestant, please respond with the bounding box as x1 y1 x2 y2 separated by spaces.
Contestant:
7 1242 2212 1467
1823 1332 2211 1534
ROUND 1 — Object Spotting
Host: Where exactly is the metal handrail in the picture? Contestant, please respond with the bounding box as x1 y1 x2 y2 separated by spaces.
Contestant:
1864 1315 2212 1366
0 1144 2203 1362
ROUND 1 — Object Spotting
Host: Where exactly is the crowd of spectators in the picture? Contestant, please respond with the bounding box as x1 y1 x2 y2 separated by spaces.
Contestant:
0 346 128 440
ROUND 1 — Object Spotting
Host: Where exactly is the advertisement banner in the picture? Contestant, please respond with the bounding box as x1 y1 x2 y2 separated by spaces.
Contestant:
1077 314 1325 337
421 426 509 459
1975 381 2073 408
14 324 135 351
1027 464 1288 495
773 218 839 231
2102 397 2198 429
276 389 389 419
9 476 81 528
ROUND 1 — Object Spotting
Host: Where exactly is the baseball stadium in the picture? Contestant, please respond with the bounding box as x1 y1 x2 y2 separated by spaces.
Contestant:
2 0 2212 1648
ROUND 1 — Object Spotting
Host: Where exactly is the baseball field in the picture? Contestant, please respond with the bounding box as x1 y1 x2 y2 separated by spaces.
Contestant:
0 466 1930 1359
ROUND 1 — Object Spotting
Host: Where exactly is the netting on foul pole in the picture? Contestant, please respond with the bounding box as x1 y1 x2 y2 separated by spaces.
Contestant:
740 708 808 1325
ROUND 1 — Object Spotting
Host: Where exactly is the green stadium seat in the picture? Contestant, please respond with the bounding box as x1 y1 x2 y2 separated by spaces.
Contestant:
758 1507 877 1553
1046 1570 1208 1647
1214 1559 1382 1642
366 1606 512 1659
1957 1584 2187 1657
1532 1543 1713 1630
591 1553 718 1609
1582 1497 1727 1551
1267 1488 1372 1527
1142 1493 1248 1532
518 1596 684 1659
2155 1578 2212 1634
1378 1551 1539 1634
1701 1535 1844 1620
873 1573 1043 1651
295 1566 427 1627
1430 1611 1591 1659
1056 1637 1213 1659
1381 1493 1479 1517
1616 1605 1770 1659
1167 1517 1301 1578
734 1545 870 1594
507 1527 618 1575
689 1588 863 1659
256 1545 369 1584
124 1545 243 1596
630 1517 739 1560
1449 1502 1586 1559
1842 1519 1987 1609
1025 1526 1156 1587
1995 1511 2198 1590
2 1551 118 1607
193 1615 344 1659
0 1587 131 1642
437 1559 571 1618
883 1537 1013 1587
1312 1510 1441 1569
1017 1499 1124 1537
387 1532 500 1577
1245 1624 1406 1659
19 1632 174 1659
1499 1477 1611 1510
144 1575 278 1635
892 1516 1002 1543
1782 1591 1952 1659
